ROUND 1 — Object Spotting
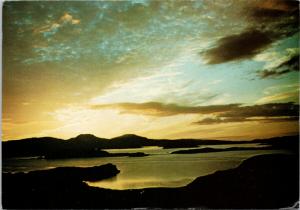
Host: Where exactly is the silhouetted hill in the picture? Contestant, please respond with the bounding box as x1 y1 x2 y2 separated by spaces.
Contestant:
2 137 65 158
2 134 151 159
2 134 197 158
112 134 148 141
69 134 107 142
3 154 298 209
109 134 155 148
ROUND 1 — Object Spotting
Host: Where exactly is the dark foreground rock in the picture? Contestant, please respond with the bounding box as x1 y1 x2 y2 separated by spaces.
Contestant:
182 154 299 209
2 163 120 208
3 154 299 209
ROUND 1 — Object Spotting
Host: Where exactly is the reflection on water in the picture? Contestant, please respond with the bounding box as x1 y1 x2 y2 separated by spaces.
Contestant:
3 145 289 190
86 177 193 189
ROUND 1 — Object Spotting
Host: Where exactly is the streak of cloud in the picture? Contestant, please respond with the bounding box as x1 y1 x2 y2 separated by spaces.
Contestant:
195 116 299 125
91 102 299 123
258 54 299 78
91 102 240 116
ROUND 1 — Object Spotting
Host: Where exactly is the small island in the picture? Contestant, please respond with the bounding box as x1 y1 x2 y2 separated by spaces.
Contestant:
171 146 272 154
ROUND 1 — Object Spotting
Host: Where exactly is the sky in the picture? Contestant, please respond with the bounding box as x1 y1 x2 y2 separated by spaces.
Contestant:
2 0 299 141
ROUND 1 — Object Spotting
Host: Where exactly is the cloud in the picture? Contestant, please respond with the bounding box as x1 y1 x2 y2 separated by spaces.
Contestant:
60 13 80 24
277 53 299 71
195 117 249 125
195 116 299 125
256 90 299 104
202 29 273 64
249 0 298 21
248 0 299 38
202 0 298 64
195 102 299 125
91 102 240 116
60 13 73 22
34 12 80 37
219 102 298 118
259 68 296 79
35 23 60 33
91 101 299 125
258 52 299 78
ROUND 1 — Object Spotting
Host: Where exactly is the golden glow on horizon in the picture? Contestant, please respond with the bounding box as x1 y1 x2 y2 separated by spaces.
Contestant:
2 104 299 141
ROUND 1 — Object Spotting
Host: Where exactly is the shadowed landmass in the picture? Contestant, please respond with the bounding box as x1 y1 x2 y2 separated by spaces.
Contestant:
3 134 298 159
45 150 149 159
171 146 272 154
172 135 299 154
3 163 120 182
3 154 298 209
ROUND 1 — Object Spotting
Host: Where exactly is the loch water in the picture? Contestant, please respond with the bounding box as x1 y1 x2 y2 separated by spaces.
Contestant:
3 143 289 189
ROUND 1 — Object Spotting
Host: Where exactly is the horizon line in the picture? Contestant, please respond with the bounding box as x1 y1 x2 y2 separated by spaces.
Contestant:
2 133 299 142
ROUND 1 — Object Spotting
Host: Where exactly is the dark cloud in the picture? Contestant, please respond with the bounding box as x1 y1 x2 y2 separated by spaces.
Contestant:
220 102 298 118
248 0 299 38
195 116 299 125
259 69 292 78
202 0 299 64
250 0 299 20
258 54 299 79
277 54 299 71
203 30 273 64
91 102 239 116
195 102 299 125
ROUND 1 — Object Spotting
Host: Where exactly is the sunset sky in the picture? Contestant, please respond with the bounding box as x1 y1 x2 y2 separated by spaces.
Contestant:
3 0 299 141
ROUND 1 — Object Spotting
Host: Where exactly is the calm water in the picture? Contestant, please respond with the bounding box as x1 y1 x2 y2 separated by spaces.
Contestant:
3 144 289 189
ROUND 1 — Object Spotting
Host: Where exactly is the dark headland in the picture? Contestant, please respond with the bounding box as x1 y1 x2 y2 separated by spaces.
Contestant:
172 135 299 154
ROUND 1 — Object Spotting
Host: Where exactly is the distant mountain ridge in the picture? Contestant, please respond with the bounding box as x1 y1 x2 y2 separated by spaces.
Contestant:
3 134 298 159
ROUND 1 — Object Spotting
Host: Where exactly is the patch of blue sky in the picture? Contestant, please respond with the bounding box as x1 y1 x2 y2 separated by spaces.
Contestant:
274 33 299 52
94 24 185 65
66 7 79 15
42 27 59 38
192 0 205 9
82 12 108 34
130 0 150 6
14 16 34 27
90 1 135 12
23 3 209 66
172 53 281 105
23 43 82 65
